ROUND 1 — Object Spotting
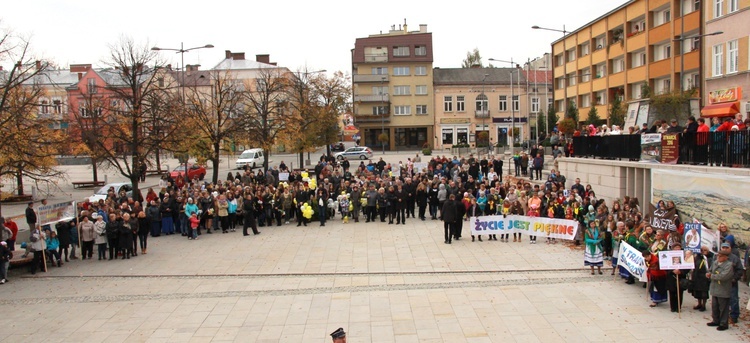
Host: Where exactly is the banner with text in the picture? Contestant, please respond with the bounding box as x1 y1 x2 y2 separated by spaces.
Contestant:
683 223 702 253
469 215 579 240
617 242 648 282
648 204 678 231
37 201 77 226
658 250 695 270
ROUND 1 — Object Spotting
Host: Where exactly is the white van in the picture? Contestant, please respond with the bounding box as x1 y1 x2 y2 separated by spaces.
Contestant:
236 148 267 169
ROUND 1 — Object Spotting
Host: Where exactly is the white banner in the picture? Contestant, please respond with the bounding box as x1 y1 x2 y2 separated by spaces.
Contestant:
617 242 648 282
658 250 694 270
469 215 579 240
413 162 428 173
37 201 77 226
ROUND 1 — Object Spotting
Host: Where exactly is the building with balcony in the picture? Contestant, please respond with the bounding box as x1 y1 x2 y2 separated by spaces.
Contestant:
548 0 703 127
21 63 85 131
433 67 533 148
702 0 750 119
351 23 434 150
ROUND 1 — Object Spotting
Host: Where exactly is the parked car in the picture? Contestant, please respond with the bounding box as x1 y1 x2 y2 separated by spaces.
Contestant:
170 164 206 181
330 142 346 152
334 146 373 160
236 148 271 169
89 183 133 203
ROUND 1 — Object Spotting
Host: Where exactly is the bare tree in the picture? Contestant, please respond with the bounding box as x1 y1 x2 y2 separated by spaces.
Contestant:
242 67 292 172
183 70 246 183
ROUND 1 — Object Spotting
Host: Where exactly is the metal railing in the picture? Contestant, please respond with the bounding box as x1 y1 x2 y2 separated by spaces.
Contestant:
571 131 750 167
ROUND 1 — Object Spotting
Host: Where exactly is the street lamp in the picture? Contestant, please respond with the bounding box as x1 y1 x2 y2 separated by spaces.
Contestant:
480 73 489 152
673 31 722 93
532 25 568 121
381 76 387 154
489 58 520 147
151 42 214 184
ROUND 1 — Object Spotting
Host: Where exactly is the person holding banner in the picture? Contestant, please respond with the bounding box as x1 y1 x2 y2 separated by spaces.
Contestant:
691 246 712 312
644 250 668 307
584 220 604 275
666 243 688 313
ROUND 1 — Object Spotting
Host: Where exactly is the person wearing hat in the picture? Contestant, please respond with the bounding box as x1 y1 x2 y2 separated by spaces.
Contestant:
707 248 735 330
330 327 346 342
713 242 745 324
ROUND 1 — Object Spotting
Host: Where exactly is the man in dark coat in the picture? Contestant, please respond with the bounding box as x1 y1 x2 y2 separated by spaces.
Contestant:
55 221 72 262
441 194 458 244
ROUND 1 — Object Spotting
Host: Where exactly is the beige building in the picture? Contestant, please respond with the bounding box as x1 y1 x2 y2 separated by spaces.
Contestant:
433 67 551 149
351 23 434 150
702 0 750 118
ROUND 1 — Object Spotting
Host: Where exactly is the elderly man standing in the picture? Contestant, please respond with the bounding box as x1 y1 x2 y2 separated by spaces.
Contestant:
707 249 734 331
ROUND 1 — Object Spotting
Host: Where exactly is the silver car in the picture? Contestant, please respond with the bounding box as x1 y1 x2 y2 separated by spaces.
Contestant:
335 146 373 160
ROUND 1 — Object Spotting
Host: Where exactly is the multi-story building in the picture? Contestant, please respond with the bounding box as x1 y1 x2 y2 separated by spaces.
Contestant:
22 63 83 131
548 0 702 126
702 0 750 118
352 23 434 150
433 67 532 148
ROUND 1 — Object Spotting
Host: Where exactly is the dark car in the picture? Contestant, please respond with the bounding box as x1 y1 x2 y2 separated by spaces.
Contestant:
331 142 346 152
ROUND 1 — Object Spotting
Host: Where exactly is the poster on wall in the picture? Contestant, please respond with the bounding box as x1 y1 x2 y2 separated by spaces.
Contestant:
652 169 750 245
660 133 679 164
635 103 650 128
624 102 640 130
640 133 661 162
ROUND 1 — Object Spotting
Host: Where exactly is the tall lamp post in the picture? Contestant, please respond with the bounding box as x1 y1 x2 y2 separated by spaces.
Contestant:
151 42 214 184
480 73 489 151
532 25 568 121
489 58 520 147
380 76 387 154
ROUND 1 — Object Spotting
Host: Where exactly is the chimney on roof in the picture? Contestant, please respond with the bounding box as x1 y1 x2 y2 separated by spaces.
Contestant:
166 64 172 70
232 52 245 60
419 24 427 33
35 60 42 70
70 64 92 73
403 19 408 32
186 65 200 72
77 72 83 80
225 50 232 59
256 54 270 64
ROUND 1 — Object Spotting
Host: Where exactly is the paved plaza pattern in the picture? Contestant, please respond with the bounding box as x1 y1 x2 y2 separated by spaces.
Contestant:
0 152 748 342
1 217 748 342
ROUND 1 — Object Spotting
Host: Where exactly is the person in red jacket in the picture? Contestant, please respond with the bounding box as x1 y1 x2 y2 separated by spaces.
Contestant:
3 217 18 251
644 250 668 307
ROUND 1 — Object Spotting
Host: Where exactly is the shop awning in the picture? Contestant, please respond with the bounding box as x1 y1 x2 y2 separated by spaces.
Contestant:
701 101 740 117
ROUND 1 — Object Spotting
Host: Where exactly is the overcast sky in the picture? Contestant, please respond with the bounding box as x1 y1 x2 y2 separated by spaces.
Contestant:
3 0 626 74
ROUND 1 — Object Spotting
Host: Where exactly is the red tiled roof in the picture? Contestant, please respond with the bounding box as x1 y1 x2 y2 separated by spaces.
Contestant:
522 70 552 83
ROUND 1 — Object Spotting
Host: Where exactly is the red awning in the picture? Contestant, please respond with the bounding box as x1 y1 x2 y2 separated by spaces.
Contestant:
701 101 740 117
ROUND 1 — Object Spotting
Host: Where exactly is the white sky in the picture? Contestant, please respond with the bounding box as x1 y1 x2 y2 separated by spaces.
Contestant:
3 0 626 74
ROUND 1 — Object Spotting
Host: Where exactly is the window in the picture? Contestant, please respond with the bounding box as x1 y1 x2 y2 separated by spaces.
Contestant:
415 66 427 75
372 67 388 75
581 67 591 82
682 0 699 15
662 79 671 93
595 63 606 78
415 85 427 95
683 36 700 53
416 105 428 115
512 95 519 111
393 46 410 56
594 91 606 105
631 83 648 99
715 0 723 18
531 97 540 113
566 49 576 62
580 43 590 56
456 95 465 112
727 40 738 73
567 72 576 86
729 0 738 12
372 86 387 95
713 44 723 76
394 85 410 95
475 94 488 112
580 94 591 108
394 105 411 115
442 128 454 145
683 72 699 90
372 106 388 115
654 43 671 61
415 45 427 56
444 96 453 112
555 54 564 66
39 98 49 114
393 67 410 76
556 100 565 112
631 51 646 68
595 35 606 50
52 98 62 114
87 78 97 94
499 95 507 111
556 77 565 89
613 57 625 73
654 8 671 26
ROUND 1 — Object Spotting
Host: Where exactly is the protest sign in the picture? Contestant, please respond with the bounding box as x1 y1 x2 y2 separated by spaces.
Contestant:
648 204 677 231
413 162 428 173
693 219 720 253
37 201 77 226
640 133 661 162
683 223 701 253
658 250 694 270
469 215 579 240
279 172 289 181
617 242 647 282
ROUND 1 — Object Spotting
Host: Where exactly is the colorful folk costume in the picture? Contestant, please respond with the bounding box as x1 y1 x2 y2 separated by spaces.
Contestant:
584 226 604 273
645 251 668 306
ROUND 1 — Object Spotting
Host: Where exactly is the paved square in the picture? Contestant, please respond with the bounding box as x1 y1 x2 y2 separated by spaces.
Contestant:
1 216 748 342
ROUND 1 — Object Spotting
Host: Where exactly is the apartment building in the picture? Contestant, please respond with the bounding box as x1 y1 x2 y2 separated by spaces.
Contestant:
351 23 434 150
702 0 750 118
433 67 533 148
20 63 83 130
549 0 703 125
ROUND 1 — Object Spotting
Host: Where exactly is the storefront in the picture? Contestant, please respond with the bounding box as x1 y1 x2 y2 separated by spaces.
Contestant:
439 118 470 148
492 117 527 146
394 127 428 149
701 87 743 119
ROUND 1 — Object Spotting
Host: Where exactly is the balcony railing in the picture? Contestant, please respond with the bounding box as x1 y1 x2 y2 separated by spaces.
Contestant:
474 109 490 118
354 94 390 103
364 54 388 63
353 74 389 83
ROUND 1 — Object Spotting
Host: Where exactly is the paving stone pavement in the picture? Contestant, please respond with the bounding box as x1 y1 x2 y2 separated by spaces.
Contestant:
1 217 748 342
